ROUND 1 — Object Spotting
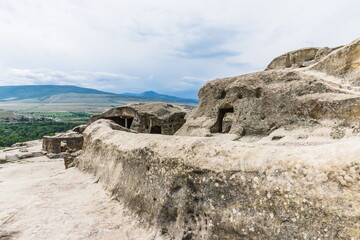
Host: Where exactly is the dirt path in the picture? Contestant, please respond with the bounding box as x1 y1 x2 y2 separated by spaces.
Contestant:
0 157 165 240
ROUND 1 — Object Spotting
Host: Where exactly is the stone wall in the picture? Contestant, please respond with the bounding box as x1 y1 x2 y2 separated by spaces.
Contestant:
43 132 84 154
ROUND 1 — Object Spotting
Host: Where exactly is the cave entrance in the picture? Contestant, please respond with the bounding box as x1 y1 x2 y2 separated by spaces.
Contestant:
211 106 234 133
150 126 162 134
106 117 125 127
105 117 133 129
124 117 133 129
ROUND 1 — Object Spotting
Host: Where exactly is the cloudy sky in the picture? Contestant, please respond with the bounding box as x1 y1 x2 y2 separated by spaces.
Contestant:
0 0 360 98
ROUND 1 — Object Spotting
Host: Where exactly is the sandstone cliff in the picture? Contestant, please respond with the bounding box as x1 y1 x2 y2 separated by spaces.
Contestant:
176 38 360 136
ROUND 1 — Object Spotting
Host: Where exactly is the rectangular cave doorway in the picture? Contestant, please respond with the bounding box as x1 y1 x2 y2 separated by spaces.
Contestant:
150 126 162 134
105 117 133 129
106 117 126 127
211 106 234 133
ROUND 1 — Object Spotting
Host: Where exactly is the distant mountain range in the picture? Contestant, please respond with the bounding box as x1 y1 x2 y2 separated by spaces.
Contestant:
0 85 197 113
122 91 198 103
0 85 198 103
0 85 115 101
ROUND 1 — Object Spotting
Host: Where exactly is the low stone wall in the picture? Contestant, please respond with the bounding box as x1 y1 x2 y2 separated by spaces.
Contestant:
77 120 360 240
43 132 83 154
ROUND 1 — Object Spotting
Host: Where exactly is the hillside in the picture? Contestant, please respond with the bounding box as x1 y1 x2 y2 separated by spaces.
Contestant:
122 91 198 103
0 109 37 123
0 85 115 101
0 85 198 103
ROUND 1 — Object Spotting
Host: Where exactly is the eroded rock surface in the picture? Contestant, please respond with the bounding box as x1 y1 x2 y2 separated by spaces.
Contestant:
265 47 340 70
77 120 360 240
176 38 360 137
89 102 188 135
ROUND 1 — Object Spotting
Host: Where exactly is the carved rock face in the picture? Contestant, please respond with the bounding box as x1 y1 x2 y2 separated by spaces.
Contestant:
89 102 189 135
176 38 360 137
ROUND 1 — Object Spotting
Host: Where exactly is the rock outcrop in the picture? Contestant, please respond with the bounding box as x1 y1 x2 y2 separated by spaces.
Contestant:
74 38 360 239
176 38 360 136
77 119 360 240
265 47 340 70
89 102 188 135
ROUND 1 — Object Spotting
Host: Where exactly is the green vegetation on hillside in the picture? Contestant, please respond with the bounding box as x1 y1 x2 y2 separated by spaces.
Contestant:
0 122 83 147
23 112 93 121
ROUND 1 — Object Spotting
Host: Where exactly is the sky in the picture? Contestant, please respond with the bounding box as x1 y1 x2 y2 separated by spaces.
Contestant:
0 0 360 99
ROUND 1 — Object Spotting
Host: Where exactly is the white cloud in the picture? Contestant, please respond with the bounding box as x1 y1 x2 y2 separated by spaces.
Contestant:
0 0 360 98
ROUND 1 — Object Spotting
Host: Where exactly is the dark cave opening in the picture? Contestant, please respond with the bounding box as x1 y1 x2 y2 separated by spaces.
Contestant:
105 117 133 129
211 106 234 133
150 126 162 134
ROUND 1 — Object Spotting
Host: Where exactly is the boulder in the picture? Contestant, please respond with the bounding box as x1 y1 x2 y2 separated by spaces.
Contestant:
89 102 188 135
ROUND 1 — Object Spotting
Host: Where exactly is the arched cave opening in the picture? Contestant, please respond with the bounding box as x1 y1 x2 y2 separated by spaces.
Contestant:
150 126 162 134
211 106 234 133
